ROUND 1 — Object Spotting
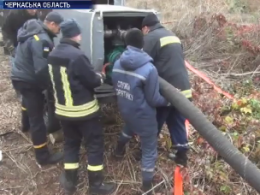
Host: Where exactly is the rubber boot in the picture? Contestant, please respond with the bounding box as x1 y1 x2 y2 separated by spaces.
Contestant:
88 170 116 195
35 146 63 166
21 109 30 133
141 180 153 195
173 150 188 167
60 169 78 195
112 141 126 160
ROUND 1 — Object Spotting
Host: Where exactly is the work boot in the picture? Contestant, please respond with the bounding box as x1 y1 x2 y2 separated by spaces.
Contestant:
60 170 78 195
141 180 153 195
112 141 126 160
171 150 188 167
35 147 63 166
88 171 116 195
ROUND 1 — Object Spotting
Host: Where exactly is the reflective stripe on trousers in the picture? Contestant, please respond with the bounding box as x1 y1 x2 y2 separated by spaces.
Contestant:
60 118 104 172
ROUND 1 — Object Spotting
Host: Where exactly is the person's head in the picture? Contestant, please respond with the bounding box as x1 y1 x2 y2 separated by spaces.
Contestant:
26 9 37 16
141 13 160 35
44 12 64 34
60 19 82 43
125 28 144 49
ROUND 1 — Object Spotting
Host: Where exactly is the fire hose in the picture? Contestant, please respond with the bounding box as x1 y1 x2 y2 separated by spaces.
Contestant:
102 40 260 192
158 76 260 193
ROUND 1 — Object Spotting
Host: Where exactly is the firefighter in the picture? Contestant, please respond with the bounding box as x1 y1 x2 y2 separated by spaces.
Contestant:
2 9 38 132
112 28 169 194
11 12 64 165
47 19 116 195
141 13 192 167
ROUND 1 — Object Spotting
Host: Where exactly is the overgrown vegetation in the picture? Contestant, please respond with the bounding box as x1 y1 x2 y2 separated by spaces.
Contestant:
126 0 260 194
188 77 260 194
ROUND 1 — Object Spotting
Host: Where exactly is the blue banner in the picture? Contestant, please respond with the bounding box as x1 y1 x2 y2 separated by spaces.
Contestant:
1 1 94 9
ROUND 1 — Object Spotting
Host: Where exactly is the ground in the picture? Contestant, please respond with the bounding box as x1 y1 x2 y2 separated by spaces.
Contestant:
0 48 173 195
1 0 260 194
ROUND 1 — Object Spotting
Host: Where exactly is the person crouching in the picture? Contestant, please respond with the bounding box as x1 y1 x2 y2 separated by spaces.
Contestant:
112 28 169 194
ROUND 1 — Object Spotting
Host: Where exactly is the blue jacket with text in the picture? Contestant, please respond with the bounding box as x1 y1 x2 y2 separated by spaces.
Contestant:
112 46 168 134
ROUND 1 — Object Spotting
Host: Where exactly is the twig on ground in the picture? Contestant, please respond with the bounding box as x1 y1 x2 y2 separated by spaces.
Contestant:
18 132 32 144
5 152 27 173
221 71 260 77
142 180 166 195
0 131 15 137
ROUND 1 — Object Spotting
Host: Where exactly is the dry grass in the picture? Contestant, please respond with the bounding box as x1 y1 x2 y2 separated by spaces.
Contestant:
125 0 260 194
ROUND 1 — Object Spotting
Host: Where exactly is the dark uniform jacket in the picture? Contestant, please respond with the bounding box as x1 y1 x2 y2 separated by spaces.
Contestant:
2 10 38 48
47 38 103 121
11 19 55 90
143 23 192 99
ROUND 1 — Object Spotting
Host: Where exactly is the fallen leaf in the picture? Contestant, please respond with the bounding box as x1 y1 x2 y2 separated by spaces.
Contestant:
240 106 252 114
224 116 233 124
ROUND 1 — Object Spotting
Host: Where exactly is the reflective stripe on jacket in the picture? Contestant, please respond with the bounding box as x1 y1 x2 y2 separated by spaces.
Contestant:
143 23 192 99
48 38 102 120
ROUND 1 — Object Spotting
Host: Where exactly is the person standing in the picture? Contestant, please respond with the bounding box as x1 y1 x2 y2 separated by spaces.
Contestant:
47 19 116 195
2 9 38 132
11 12 64 165
141 13 192 167
112 28 168 194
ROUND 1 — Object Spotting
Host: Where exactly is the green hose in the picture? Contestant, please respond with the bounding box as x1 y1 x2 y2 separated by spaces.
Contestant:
105 46 125 84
